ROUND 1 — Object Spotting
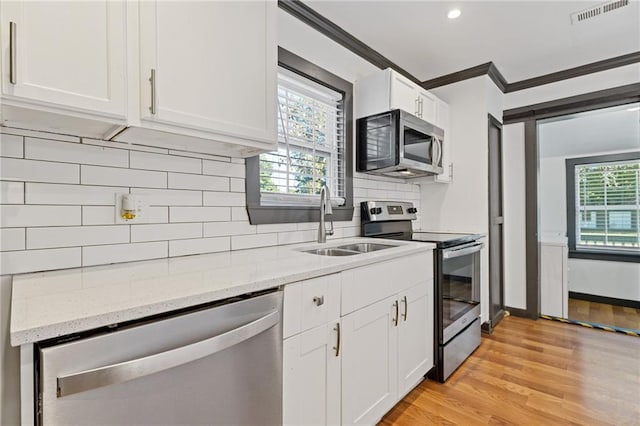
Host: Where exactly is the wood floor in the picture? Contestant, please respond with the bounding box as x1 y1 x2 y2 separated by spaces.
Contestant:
568 298 640 331
380 316 640 426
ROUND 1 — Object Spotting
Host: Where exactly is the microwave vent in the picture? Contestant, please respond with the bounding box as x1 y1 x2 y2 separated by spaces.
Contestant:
571 0 629 24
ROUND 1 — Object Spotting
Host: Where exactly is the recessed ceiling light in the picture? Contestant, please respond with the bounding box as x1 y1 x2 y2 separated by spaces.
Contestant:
448 9 461 19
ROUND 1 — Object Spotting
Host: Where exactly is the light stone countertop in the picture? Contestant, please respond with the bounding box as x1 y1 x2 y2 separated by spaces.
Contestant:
10 237 434 346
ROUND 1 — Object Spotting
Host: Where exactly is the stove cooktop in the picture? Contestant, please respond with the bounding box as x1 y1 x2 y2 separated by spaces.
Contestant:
411 232 484 248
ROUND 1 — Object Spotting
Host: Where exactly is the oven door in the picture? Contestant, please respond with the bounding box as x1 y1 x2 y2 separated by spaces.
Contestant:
440 241 483 344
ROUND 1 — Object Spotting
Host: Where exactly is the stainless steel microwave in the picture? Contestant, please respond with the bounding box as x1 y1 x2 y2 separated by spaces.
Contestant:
356 109 444 178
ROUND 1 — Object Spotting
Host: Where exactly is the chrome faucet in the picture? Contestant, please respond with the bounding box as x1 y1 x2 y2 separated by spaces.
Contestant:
318 185 334 243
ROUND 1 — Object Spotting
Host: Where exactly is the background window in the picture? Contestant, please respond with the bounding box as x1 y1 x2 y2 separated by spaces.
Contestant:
567 152 640 261
246 47 354 225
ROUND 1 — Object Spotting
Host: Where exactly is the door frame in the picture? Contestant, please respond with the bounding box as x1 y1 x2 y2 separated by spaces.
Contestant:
485 114 506 332
503 83 640 319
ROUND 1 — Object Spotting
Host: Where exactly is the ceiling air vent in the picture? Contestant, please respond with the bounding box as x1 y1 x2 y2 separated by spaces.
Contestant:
571 0 630 24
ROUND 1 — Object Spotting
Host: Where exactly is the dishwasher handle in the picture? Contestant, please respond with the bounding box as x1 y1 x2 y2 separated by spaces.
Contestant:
56 309 280 398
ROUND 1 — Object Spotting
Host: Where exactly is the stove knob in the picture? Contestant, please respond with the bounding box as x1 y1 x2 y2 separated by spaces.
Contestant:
375 207 383 215
408 207 418 214
369 208 377 215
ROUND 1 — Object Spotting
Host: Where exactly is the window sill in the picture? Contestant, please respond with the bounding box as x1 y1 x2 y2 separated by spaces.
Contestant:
568 249 640 263
247 205 354 225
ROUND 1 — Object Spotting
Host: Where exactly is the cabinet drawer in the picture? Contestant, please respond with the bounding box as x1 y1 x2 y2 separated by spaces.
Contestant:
283 274 341 338
341 252 433 316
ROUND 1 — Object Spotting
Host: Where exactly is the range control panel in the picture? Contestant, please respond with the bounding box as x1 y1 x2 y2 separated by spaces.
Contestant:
360 201 417 222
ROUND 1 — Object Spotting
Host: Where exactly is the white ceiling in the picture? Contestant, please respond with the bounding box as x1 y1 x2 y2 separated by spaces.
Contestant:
538 102 640 158
304 0 640 82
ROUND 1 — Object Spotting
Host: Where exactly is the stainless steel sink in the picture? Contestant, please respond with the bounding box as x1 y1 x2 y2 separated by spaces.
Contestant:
302 242 397 256
303 248 360 256
335 243 396 253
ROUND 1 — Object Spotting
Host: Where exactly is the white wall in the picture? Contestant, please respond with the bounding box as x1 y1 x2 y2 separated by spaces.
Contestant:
421 76 504 323
503 65 640 313
539 153 640 301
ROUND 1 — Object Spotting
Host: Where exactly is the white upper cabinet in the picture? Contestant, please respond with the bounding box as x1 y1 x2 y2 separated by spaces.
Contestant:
0 0 128 137
355 68 443 124
112 0 278 157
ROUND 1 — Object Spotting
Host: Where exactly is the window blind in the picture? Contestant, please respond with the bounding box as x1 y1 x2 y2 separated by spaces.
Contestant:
259 68 346 206
575 159 640 251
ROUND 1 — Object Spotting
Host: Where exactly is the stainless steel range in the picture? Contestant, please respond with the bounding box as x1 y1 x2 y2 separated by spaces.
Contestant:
361 201 484 382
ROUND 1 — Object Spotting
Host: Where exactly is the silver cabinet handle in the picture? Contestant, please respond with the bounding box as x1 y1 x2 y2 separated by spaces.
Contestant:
313 295 324 306
415 97 420 116
393 300 399 327
56 309 279 398
333 322 340 357
149 68 157 114
402 296 408 321
419 97 424 118
9 21 16 84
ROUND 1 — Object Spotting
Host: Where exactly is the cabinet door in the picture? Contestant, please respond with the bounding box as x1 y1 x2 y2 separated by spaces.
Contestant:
342 296 398 425
139 1 277 144
389 73 419 116
0 1 127 117
283 322 341 426
397 282 433 397
416 90 436 123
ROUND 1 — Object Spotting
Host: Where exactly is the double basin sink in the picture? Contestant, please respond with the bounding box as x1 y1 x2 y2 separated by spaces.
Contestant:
302 242 396 256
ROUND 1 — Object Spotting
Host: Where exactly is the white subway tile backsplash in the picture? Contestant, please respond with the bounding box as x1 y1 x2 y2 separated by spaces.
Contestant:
0 158 79 183
130 188 202 206
82 206 116 226
0 248 81 275
170 207 230 223
82 165 167 188
130 151 202 174
202 160 245 178
27 225 129 249
1 205 81 227
82 242 168 267
131 223 202 243
82 138 169 154
203 221 255 237
0 181 24 204
231 233 278 251
169 236 230 257
230 178 245 192
0 134 24 158
0 228 25 251
0 127 79 143
25 138 129 167
25 183 126 205
0 128 424 275
168 173 228 191
203 192 245 207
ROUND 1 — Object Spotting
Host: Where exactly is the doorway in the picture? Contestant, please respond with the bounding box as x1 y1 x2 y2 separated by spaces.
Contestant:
486 114 505 332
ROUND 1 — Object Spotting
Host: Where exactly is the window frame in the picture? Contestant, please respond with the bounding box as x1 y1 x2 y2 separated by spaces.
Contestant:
566 151 640 263
246 47 354 225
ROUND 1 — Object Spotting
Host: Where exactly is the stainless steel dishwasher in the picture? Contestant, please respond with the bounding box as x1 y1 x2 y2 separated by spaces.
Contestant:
36 289 283 425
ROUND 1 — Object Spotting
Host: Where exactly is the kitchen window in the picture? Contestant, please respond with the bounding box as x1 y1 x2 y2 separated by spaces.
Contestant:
246 48 353 224
566 152 640 262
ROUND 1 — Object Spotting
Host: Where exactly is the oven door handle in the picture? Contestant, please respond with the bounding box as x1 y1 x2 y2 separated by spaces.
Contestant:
442 242 484 259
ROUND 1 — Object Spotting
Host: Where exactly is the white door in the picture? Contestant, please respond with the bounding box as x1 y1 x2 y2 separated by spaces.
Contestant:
389 74 419 116
0 1 127 117
283 322 341 426
397 282 432 397
138 1 277 144
341 296 398 425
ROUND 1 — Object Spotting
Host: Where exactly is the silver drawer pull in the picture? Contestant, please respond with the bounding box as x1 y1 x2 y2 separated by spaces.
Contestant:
9 22 17 84
313 296 324 306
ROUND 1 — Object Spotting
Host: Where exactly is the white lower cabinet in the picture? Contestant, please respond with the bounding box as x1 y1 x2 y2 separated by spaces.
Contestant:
283 322 341 426
341 296 398 425
283 252 434 426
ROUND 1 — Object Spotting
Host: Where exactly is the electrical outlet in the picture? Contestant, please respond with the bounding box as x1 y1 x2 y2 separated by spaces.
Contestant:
114 193 145 224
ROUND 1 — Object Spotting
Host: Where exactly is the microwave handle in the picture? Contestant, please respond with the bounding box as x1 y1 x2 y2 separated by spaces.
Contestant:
435 137 443 167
